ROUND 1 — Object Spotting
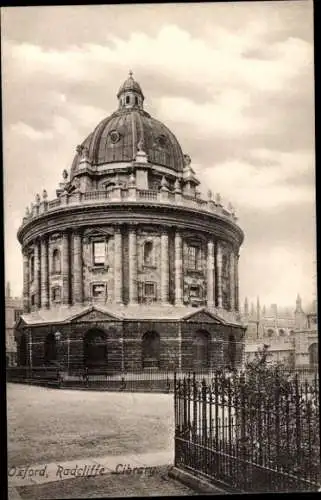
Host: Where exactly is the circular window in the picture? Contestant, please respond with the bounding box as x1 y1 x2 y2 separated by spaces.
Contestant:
109 130 120 144
157 135 167 147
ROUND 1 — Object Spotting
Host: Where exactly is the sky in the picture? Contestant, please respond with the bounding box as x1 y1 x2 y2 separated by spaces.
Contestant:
1 2 316 310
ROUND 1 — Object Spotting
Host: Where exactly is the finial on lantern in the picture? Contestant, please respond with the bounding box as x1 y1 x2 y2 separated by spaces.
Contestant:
129 69 133 78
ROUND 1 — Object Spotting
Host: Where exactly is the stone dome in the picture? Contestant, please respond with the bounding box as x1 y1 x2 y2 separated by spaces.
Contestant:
70 73 185 179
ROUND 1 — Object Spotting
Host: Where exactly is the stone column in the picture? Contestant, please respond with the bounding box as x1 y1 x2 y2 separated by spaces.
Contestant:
230 251 235 311
34 240 41 308
40 237 49 308
73 231 83 304
62 231 70 305
207 239 215 309
175 230 183 306
216 241 223 308
22 249 30 312
160 230 169 304
114 226 123 305
128 226 138 304
235 253 240 312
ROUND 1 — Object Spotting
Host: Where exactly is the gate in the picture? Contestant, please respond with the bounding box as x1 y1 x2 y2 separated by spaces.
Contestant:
174 371 320 493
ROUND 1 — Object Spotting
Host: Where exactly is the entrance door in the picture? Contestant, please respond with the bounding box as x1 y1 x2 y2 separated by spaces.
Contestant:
83 329 108 368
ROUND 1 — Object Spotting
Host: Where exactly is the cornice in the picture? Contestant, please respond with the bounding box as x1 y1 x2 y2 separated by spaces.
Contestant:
18 203 244 248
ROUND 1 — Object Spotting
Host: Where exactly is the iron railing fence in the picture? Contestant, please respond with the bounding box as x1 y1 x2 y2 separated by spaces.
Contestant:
174 371 320 493
6 365 319 394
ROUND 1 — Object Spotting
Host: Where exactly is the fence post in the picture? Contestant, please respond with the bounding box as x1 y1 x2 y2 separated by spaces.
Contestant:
193 372 197 440
275 369 281 469
202 378 207 446
239 372 247 489
294 373 301 469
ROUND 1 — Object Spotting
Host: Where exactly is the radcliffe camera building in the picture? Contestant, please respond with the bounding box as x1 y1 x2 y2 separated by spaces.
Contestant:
15 73 245 372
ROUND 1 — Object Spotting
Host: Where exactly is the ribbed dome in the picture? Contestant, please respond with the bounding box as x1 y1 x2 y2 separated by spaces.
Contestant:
70 74 185 178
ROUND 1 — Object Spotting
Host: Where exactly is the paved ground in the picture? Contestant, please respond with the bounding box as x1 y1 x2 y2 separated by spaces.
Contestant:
7 383 174 466
7 383 198 498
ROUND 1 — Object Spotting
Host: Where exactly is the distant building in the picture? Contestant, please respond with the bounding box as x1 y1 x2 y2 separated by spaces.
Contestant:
5 282 23 366
243 295 318 373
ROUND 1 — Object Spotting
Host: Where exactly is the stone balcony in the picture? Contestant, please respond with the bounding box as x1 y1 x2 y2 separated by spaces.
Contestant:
22 185 238 226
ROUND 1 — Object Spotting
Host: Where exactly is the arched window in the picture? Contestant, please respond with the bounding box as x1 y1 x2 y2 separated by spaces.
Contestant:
18 333 28 366
279 329 285 337
193 330 210 370
52 249 61 274
309 343 318 367
227 333 236 369
142 331 160 369
44 333 57 365
84 329 108 368
135 96 138 105
143 241 153 266
125 95 130 104
105 182 115 191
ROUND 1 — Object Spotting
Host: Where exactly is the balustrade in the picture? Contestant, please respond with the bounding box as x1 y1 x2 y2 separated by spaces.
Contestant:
20 187 238 227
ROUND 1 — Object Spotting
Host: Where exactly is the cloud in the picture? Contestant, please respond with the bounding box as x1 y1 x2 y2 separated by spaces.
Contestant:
10 121 54 141
2 3 316 305
195 149 315 211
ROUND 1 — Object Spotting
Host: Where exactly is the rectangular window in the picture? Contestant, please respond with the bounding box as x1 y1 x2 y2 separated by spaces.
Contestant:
92 283 106 299
144 282 156 298
190 286 201 298
31 294 35 306
52 287 61 303
187 246 197 269
14 309 23 322
93 241 105 266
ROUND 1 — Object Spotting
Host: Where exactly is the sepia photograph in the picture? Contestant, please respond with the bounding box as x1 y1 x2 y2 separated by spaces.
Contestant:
2 1 319 498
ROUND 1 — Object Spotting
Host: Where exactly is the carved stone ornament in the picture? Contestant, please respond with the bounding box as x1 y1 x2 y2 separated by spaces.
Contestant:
42 189 48 200
35 193 41 204
137 138 145 151
207 189 213 200
184 154 191 166
62 169 68 180
76 145 83 155
109 130 121 144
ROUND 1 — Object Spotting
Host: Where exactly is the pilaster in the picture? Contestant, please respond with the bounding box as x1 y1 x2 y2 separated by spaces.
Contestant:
40 237 49 308
114 226 123 305
128 226 138 305
22 248 30 313
62 231 70 305
207 240 215 309
73 230 83 304
216 241 223 308
160 231 169 304
175 230 183 306
34 239 41 308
